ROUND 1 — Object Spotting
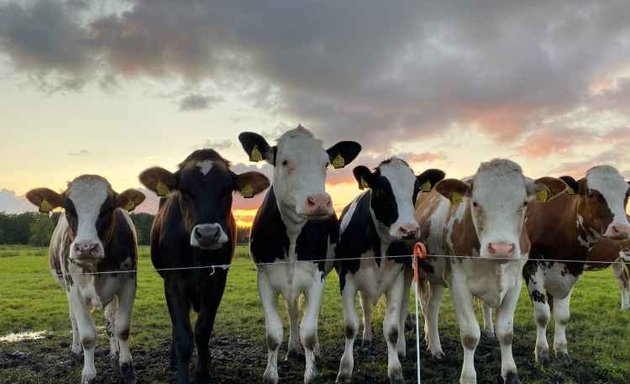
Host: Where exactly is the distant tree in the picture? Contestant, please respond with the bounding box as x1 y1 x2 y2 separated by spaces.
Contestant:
236 226 250 244
28 214 56 246
130 213 154 246
0 212 37 244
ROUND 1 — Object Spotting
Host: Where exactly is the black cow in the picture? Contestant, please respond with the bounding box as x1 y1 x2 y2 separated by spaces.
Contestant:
139 149 269 384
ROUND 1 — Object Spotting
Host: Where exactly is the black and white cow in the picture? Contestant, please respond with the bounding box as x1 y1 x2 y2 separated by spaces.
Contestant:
26 175 145 384
238 126 361 384
335 158 444 383
139 150 269 384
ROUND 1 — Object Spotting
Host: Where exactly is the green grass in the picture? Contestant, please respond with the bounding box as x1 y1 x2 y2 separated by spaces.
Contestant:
0 245 628 383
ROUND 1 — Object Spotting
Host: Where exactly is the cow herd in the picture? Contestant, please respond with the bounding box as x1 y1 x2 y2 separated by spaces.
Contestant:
24 125 630 384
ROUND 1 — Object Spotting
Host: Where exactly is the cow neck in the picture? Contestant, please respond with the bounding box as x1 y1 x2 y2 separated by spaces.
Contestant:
273 187 306 262
367 192 393 256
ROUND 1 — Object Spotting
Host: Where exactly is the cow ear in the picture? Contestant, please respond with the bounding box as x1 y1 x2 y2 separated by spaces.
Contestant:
116 189 145 212
238 132 275 165
415 169 446 195
26 188 64 214
326 141 362 169
435 179 471 204
234 171 270 198
528 177 568 203
139 167 177 197
559 176 580 195
353 166 374 190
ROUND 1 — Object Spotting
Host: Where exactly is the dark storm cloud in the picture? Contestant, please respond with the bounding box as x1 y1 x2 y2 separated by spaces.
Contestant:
2 0 630 152
179 93 221 111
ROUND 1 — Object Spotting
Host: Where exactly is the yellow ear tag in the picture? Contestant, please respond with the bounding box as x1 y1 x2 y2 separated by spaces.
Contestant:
40 198 53 214
250 145 263 162
420 180 432 192
451 192 463 204
359 177 369 190
156 181 170 197
537 189 549 203
241 183 254 198
332 153 345 169
566 186 575 195
123 200 135 211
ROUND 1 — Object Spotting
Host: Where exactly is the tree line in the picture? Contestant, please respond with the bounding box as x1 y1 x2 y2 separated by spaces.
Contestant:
0 212 251 247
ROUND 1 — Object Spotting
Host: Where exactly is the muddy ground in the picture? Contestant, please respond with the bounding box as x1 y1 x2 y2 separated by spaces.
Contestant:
1 330 625 384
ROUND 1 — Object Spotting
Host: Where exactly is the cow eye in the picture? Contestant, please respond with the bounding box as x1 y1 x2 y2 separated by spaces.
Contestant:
522 201 528 207
282 160 288 167
472 201 478 208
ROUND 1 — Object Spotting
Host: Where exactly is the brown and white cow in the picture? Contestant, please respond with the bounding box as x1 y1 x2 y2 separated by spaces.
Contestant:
584 237 630 310
523 165 630 364
414 159 566 384
26 175 145 384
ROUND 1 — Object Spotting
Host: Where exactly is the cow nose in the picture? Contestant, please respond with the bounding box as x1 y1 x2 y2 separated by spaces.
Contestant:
398 223 419 239
611 224 630 236
488 242 515 256
304 193 332 215
194 225 220 241
73 241 101 258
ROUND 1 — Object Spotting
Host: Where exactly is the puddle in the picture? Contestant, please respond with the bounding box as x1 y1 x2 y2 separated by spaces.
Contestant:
0 330 48 343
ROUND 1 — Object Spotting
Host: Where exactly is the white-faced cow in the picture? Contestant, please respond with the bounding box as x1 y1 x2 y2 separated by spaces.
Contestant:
414 159 566 384
238 126 361 384
335 158 444 383
26 175 145 384
522 165 630 364
139 150 269 384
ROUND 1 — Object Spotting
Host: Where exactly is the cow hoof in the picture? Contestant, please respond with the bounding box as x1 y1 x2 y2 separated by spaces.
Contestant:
80 370 96 384
262 371 279 384
500 372 520 384
336 370 352 383
388 367 405 384
120 362 135 384
304 368 319 384
429 350 445 361
110 355 120 376
285 348 303 361
536 354 551 366
557 352 572 364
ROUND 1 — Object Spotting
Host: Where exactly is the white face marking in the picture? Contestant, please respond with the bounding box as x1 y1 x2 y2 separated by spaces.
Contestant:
377 159 418 239
67 177 109 257
469 159 529 258
586 165 630 236
196 160 214 175
272 127 331 217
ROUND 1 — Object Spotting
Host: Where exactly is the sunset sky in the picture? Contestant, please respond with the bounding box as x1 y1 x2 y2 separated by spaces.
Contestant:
1 0 629 226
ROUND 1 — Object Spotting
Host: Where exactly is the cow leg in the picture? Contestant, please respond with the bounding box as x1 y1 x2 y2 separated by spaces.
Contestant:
612 260 630 310
481 303 495 339
165 278 193 384
337 279 359 383
396 266 413 358
526 268 550 365
552 292 572 362
70 293 97 384
495 278 521 384
67 297 82 356
195 272 227 384
104 299 120 376
420 282 445 359
384 272 405 383
259 272 282 384
301 276 325 384
116 279 136 384
286 296 302 359
450 275 479 384
359 291 373 346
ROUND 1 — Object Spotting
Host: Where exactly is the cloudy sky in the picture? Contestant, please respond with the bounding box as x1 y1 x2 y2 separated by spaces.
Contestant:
1 0 629 224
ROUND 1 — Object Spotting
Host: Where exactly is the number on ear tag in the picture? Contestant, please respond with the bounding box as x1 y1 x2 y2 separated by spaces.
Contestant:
420 180 431 192
242 183 254 198
156 181 170 197
451 192 463 204
332 153 345 169
250 145 263 162
40 199 53 214
359 177 369 190
537 189 548 203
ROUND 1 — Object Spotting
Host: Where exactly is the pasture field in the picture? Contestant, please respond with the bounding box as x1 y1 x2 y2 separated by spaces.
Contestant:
0 244 628 383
